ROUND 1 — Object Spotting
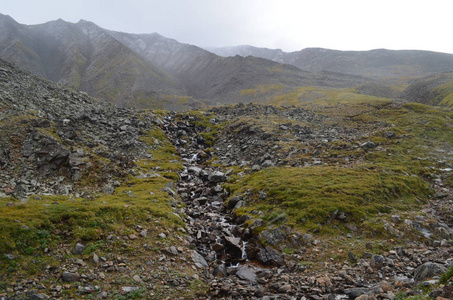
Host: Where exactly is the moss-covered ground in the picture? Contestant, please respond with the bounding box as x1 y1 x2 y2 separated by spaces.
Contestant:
222 99 453 261
0 121 208 299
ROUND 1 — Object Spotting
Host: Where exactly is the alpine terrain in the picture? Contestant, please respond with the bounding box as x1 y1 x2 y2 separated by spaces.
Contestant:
1 13 453 300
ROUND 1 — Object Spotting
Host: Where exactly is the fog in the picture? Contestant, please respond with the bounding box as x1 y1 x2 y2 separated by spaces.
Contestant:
2 0 452 53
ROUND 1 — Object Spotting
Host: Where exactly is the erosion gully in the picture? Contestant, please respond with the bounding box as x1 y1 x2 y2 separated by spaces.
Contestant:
160 113 257 268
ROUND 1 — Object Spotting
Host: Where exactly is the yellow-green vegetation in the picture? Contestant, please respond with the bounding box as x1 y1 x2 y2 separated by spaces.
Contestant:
226 99 453 243
0 174 182 255
138 127 183 173
228 166 428 231
437 78 453 106
240 84 285 97
0 123 200 298
267 86 391 106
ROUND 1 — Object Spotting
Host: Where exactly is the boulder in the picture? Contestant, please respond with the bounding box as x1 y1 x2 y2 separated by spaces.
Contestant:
256 246 285 266
191 250 208 268
236 264 257 282
260 227 287 246
62 272 80 282
208 171 227 183
414 262 447 282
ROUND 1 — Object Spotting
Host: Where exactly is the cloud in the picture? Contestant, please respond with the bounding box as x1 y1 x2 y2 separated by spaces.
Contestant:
1 0 452 53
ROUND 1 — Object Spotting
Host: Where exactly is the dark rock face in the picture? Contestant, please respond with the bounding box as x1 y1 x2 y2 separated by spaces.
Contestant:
21 130 70 172
256 246 285 266
62 272 80 282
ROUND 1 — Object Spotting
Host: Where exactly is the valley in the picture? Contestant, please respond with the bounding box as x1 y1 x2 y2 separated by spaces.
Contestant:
1 13 453 300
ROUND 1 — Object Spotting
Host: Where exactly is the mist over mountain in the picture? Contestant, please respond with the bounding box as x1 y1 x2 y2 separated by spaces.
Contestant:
3 13 453 110
0 14 385 109
208 45 453 79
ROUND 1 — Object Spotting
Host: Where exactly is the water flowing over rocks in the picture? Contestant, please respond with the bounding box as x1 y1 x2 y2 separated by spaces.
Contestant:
160 109 453 299
1 57 453 298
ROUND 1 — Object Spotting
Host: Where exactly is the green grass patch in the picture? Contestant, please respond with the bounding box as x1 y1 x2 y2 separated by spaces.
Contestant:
227 165 429 232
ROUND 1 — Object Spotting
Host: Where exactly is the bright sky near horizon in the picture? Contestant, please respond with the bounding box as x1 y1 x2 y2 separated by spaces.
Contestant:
1 0 452 54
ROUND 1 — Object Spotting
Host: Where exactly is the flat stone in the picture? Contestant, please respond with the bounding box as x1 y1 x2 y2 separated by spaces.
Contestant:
188 166 202 175
191 250 208 268
119 286 140 295
278 284 292 293
360 141 376 149
29 294 50 300
62 272 80 282
225 236 242 250
236 265 257 282
208 171 227 183
345 287 370 298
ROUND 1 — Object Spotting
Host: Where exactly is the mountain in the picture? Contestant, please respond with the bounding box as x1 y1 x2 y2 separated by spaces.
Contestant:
100 30 371 104
0 14 190 108
205 45 286 63
0 14 370 109
209 46 453 79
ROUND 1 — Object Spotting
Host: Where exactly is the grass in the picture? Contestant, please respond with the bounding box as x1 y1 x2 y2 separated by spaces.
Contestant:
175 110 229 147
221 98 453 250
265 86 391 106
138 127 183 172
0 123 195 298
440 266 453 285
227 165 429 232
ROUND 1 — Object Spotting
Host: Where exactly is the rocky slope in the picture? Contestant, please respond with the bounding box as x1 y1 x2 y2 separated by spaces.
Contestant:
158 102 453 299
209 46 453 79
1 52 453 299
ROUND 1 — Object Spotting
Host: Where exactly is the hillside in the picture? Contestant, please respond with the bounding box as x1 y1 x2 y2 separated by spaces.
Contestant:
209 46 453 79
0 14 192 109
1 59 453 299
0 14 370 110
402 72 453 106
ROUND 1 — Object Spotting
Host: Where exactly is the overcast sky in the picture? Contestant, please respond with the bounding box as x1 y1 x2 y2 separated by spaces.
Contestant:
2 0 452 54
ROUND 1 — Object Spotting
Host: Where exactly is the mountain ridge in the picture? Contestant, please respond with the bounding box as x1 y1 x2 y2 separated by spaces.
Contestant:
0 14 383 109
3 13 453 109
3 14 370 109
208 45 453 79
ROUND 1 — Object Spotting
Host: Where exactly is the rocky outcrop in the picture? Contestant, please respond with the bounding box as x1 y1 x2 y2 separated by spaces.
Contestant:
0 58 156 197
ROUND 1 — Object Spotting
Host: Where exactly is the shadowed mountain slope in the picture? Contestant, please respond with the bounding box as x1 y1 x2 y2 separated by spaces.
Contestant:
402 72 453 106
1 14 371 108
209 45 453 79
107 31 372 103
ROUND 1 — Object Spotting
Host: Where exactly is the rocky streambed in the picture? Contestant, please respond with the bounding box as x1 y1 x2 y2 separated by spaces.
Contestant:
160 110 453 299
